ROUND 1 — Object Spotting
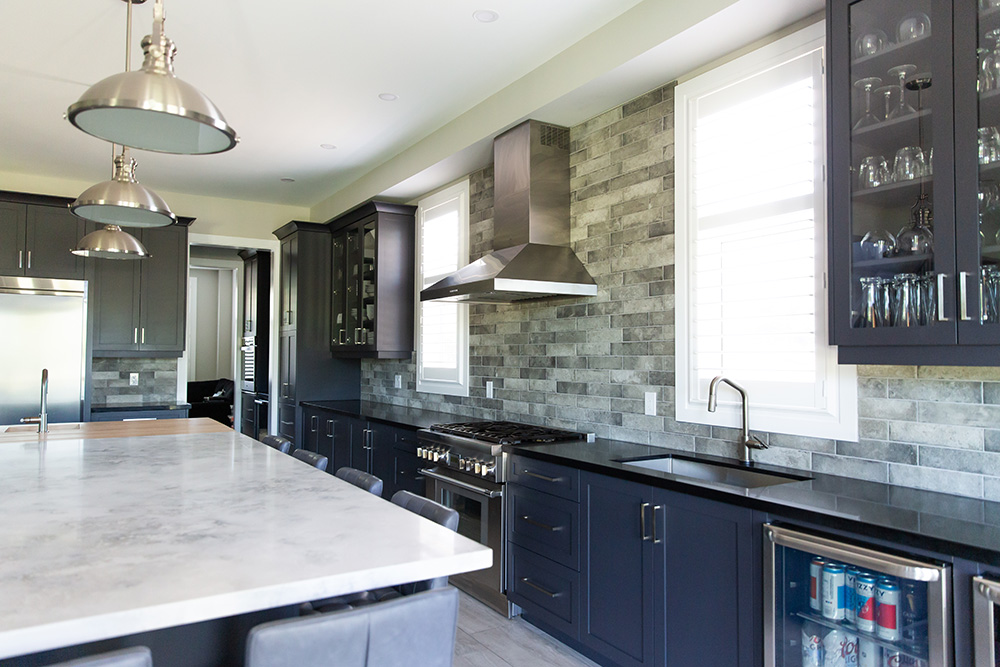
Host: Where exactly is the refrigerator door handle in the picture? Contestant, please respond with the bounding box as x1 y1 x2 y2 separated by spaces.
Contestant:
973 576 999 667
765 524 941 581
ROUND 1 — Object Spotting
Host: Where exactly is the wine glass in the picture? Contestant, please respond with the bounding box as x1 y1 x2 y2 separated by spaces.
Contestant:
876 85 896 121
859 155 890 189
980 181 1000 244
897 13 931 42
980 49 996 93
897 219 934 255
887 65 917 119
893 146 926 182
855 30 889 58
979 126 1000 164
853 77 882 130
987 29 1000 87
860 228 896 259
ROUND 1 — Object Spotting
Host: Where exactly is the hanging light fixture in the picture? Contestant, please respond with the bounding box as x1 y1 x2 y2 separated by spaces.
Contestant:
70 146 177 227
66 0 238 155
71 225 150 260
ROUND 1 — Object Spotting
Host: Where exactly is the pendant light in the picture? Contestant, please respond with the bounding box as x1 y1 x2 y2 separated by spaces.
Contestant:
66 0 238 155
71 225 150 260
71 146 177 227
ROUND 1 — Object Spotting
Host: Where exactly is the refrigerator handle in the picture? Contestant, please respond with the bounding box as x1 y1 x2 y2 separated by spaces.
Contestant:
973 576 999 667
765 524 942 581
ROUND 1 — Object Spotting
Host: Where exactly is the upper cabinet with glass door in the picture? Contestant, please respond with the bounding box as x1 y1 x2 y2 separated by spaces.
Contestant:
829 0 1000 364
328 201 416 360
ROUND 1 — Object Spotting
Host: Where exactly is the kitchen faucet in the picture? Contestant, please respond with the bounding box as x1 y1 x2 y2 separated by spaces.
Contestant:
20 368 49 433
707 376 767 465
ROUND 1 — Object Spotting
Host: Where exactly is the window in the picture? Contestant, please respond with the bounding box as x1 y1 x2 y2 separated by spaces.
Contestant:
674 22 858 441
416 180 470 396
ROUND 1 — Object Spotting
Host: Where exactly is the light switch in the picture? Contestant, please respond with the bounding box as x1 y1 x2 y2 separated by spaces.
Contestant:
129 372 139 386
394 374 402 389
486 381 494 399
644 391 657 416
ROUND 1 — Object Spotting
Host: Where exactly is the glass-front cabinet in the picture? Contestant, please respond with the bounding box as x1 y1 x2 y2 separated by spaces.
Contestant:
829 0 1000 363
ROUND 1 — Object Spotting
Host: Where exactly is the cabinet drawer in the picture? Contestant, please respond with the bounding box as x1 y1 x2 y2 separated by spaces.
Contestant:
509 484 580 571
508 545 579 639
508 454 579 501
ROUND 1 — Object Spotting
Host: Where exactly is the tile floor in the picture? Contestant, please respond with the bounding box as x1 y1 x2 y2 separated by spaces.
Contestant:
454 591 600 667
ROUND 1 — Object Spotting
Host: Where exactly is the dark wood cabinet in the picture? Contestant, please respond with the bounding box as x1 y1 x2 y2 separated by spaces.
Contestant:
0 201 86 280
328 202 415 359
828 0 1000 364
89 224 188 356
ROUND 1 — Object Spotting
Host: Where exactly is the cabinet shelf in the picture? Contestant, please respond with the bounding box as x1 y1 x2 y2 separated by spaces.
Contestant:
852 177 932 207
795 611 928 662
852 252 933 276
850 33 932 80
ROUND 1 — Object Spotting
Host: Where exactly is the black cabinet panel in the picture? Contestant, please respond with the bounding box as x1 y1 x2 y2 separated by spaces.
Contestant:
509 484 580 571
277 403 296 443
509 455 580 501
88 245 141 352
0 202 26 275
25 206 86 280
509 544 580 639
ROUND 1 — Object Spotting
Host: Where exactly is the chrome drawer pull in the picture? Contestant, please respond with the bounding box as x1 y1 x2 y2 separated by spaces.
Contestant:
521 515 562 532
522 470 561 483
652 505 663 544
521 577 560 598
640 503 651 541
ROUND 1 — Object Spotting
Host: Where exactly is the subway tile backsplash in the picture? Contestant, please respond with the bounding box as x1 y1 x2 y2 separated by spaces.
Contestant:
361 82 1000 501
91 357 178 406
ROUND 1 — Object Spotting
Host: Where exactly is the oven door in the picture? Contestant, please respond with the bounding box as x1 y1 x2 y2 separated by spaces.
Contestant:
420 467 508 615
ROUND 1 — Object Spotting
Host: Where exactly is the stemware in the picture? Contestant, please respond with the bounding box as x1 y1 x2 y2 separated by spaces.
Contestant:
980 49 996 93
979 181 1000 244
875 85 896 122
855 30 889 58
859 155 890 189
853 77 883 130
897 217 934 255
887 65 917 119
987 29 1000 87
982 266 1000 323
979 127 1000 164
860 228 896 259
893 146 926 182
897 13 930 43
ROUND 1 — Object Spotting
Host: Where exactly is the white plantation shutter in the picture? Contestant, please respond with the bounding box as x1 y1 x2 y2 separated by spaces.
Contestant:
416 181 470 396
675 22 858 441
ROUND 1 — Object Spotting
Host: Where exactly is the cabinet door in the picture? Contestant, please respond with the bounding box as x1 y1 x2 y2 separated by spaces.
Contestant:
653 489 756 667
360 218 377 347
829 0 957 348
138 225 187 352
240 391 257 438
0 202 26 275
24 205 86 280
277 402 296 443
349 418 372 472
280 236 297 331
323 414 352 473
331 229 348 348
302 407 322 454
278 332 296 401
369 423 395 492
344 223 362 345
88 229 141 353
581 472 655 667
244 254 257 336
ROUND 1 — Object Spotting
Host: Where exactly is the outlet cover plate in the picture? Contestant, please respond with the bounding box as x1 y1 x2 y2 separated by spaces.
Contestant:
644 391 656 416
129 372 139 386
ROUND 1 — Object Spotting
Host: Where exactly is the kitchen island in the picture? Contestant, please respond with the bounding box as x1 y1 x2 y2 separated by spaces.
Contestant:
0 419 491 664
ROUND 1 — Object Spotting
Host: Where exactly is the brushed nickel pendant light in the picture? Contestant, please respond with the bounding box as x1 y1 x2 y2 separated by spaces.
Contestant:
71 225 150 260
66 0 238 155
71 146 177 227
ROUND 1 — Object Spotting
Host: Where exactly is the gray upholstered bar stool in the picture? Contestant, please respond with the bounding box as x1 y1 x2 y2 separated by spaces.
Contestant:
334 467 383 496
47 647 152 667
292 449 328 472
246 588 459 667
260 434 292 454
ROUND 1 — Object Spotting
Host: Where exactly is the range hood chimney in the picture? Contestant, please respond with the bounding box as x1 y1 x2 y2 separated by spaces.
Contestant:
420 120 597 303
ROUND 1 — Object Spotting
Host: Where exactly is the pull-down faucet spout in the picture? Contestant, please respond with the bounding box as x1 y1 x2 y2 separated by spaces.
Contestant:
20 368 48 434
707 376 767 465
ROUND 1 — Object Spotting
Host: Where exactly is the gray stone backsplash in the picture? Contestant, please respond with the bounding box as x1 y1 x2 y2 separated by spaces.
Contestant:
91 358 178 406
361 83 1000 501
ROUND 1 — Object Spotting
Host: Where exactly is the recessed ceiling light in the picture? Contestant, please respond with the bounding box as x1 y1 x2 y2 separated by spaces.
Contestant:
320 144 337 150
280 177 295 183
473 9 499 23
378 93 398 102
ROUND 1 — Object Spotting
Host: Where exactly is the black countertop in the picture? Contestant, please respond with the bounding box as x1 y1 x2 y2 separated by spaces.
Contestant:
297 400 1000 565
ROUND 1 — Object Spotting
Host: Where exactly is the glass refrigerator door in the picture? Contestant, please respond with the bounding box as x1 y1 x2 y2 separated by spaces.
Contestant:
974 576 1000 667
765 524 952 667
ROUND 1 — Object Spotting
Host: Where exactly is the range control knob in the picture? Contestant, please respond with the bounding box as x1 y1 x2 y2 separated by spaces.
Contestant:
474 461 482 475
481 463 495 477
432 450 440 462
416 447 426 459
465 459 474 472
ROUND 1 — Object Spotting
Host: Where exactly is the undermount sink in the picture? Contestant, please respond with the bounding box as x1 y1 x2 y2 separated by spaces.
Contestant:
617 454 811 489
2 423 81 434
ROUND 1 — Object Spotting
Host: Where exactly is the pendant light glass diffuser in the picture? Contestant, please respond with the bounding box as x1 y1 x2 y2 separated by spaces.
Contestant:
66 0 238 155
71 148 177 227
72 225 150 259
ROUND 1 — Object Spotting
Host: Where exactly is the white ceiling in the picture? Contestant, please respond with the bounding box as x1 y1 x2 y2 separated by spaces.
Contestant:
0 0 821 216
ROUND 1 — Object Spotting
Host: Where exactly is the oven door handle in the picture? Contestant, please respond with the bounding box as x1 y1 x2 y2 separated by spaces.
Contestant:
418 468 502 499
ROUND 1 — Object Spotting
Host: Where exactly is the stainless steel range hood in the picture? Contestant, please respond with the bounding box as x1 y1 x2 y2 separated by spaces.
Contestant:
420 120 597 303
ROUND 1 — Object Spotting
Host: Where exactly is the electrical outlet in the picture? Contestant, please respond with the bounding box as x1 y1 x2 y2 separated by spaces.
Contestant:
644 391 657 416
486 381 494 399
394 374 402 389
129 372 139 386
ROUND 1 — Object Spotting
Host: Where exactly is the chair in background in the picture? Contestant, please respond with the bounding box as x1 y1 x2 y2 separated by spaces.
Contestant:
47 647 153 667
246 588 459 667
186 378 234 426
334 467 383 496
260 434 292 454
292 449 328 472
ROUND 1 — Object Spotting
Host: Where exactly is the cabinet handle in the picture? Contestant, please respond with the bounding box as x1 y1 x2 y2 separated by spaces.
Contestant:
310 415 318 432
18 250 23 269
640 503 651 541
520 577 560 598
26 250 31 269
521 470 561 483
287 310 293 325
134 328 138 344
936 273 950 322
652 505 663 544
326 419 334 438
339 329 346 344
521 516 561 532
959 271 973 321
355 327 364 343
141 328 145 344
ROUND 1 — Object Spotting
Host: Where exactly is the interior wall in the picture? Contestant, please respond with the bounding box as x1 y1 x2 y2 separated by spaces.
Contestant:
188 268 234 382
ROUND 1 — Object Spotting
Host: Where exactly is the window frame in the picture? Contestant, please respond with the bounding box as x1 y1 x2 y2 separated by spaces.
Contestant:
415 180 470 397
674 21 858 442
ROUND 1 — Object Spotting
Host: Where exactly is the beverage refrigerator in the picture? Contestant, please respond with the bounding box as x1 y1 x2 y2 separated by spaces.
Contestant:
973 575 1000 666
764 523 952 667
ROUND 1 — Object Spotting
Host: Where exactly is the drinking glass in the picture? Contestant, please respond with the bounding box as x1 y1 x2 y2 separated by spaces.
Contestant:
853 77 883 130
988 29 1000 86
887 65 917 119
892 273 921 327
855 30 889 58
897 13 930 42
979 127 1000 164
893 146 926 181
860 228 896 258
980 182 1000 244
981 49 996 93
897 218 934 255
859 155 890 189
982 266 1000 323
918 273 937 325
858 277 888 327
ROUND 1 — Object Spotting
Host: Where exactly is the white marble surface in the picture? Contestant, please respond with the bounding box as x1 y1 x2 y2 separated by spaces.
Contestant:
0 431 492 660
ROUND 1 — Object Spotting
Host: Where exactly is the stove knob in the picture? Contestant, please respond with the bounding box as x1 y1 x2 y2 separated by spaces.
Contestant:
481 463 495 477
474 461 482 475
457 456 465 469
432 450 440 462
466 459 474 472
416 447 425 459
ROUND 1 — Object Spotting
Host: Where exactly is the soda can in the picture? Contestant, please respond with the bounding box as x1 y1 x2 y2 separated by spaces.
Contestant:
845 566 860 625
876 579 902 642
882 650 902 667
858 638 880 667
810 556 827 612
822 628 858 667
823 562 847 621
802 620 824 667
855 574 878 633
901 580 927 642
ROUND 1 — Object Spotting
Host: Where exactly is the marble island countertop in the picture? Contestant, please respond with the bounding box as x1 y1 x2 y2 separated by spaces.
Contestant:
0 423 491 660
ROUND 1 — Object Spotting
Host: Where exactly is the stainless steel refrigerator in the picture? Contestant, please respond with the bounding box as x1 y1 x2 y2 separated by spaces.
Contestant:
0 277 87 426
